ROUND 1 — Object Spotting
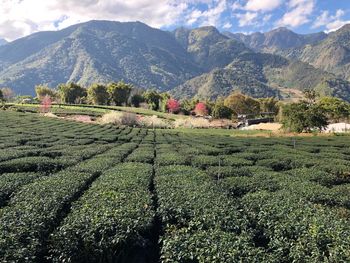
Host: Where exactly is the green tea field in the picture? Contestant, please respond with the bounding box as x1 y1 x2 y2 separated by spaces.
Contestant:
0 111 349 263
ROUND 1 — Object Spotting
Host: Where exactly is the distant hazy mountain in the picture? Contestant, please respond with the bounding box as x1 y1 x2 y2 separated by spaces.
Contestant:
224 27 327 53
0 20 350 101
278 24 350 81
0 39 7 46
172 52 350 101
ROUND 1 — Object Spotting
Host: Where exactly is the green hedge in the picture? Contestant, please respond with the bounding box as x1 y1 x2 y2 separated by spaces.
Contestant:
0 169 99 262
0 172 43 207
155 165 260 262
49 163 154 262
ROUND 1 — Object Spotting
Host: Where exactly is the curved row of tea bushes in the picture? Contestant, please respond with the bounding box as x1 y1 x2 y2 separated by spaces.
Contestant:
155 165 262 262
49 163 154 263
280 176 350 209
0 140 143 262
154 132 191 166
206 165 273 179
285 168 350 187
0 156 68 173
142 131 155 143
155 144 189 166
0 170 101 262
0 148 40 162
191 155 254 169
125 144 155 163
71 142 139 174
221 172 281 198
0 142 131 209
0 144 112 174
217 166 350 261
0 112 123 147
156 151 189 166
118 127 142 142
164 132 350 263
0 172 43 207
0 144 113 174
240 190 350 262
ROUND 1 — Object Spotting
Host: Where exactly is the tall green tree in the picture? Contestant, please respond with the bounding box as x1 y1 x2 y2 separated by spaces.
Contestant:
224 93 260 116
159 93 170 112
317 97 350 122
130 94 144 107
282 102 328 132
58 83 87 104
303 89 318 105
107 81 132 106
35 85 57 101
143 90 161 110
0 89 3 102
180 98 199 115
87 84 109 105
212 100 233 119
258 97 280 114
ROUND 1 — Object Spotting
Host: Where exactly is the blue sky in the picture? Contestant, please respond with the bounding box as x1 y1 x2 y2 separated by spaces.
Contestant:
164 0 350 34
0 0 349 41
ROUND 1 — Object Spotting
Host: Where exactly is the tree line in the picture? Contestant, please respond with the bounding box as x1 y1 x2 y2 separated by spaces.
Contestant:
2 82 350 133
32 82 282 117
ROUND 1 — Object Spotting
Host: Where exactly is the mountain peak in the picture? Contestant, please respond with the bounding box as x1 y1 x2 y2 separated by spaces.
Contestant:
335 23 350 33
73 19 152 32
225 26 327 51
197 25 219 31
266 27 297 38
0 38 8 46
189 26 222 38
271 27 292 33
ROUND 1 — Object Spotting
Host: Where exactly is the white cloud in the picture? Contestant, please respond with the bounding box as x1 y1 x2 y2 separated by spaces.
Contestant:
232 0 281 12
0 0 193 41
186 0 228 27
187 9 203 25
200 0 228 26
232 1 243 11
0 0 233 41
223 22 232 29
276 0 315 27
244 0 282 12
235 12 258 27
231 0 278 28
313 9 350 32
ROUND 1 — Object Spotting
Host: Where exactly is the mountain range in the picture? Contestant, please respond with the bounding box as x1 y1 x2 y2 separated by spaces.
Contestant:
276 25 350 82
223 27 327 53
0 20 350 101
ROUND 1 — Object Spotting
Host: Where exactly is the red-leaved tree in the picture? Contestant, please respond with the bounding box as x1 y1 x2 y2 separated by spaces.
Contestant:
40 95 52 113
167 98 180 113
194 102 208 116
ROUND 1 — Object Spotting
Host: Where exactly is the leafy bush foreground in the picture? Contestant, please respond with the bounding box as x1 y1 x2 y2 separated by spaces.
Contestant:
0 111 349 262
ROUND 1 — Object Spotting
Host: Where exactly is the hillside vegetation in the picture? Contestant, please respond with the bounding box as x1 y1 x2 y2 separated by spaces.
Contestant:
1 21 350 102
172 52 350 101
278 24 350 81
0 21 201 93
224 27 327 53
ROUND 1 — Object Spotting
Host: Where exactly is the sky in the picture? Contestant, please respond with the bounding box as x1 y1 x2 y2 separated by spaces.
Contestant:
0 0 349 41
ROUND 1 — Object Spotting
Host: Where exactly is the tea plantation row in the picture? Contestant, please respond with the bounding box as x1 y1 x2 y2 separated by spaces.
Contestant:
0 111 349 262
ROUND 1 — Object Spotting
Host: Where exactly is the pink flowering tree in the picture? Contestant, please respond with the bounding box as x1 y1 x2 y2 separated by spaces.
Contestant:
194 102 208 116
40 95 52 113
167 98 181 113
